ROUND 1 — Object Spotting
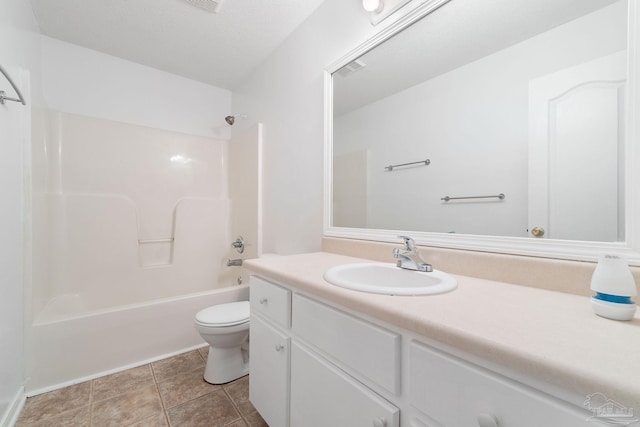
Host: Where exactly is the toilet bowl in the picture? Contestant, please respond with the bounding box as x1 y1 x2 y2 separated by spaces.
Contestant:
194 301 250 384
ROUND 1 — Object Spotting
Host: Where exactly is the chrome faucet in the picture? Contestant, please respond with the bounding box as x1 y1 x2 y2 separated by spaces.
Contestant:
393 236 432 272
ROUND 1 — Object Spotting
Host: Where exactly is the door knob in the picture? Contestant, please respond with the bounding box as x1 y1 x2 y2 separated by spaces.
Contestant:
531 226 545 237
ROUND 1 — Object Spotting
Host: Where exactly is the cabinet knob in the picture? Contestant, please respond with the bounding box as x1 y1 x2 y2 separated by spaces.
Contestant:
274 343 285 352
259 297 268 304
372 417 387 427
477 413 499 427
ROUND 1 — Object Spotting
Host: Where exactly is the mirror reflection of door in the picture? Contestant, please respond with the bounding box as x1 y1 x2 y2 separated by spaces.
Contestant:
528 51 626 241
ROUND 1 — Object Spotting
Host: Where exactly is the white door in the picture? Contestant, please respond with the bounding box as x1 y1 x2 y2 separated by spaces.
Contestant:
528 52 626 241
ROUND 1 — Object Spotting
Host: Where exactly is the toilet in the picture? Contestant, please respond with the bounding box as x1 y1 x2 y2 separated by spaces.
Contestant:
194 301 250 384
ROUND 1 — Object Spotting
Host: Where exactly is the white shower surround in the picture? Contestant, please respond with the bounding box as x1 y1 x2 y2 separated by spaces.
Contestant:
31 110 233 305
21 37 244 394
26 108 242 392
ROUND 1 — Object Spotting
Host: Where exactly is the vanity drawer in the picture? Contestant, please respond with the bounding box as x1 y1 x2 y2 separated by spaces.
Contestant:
250 276 291 329
292 294 401 394
409 341 591 427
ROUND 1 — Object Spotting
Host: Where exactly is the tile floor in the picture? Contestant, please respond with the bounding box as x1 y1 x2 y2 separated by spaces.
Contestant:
16 347 268 427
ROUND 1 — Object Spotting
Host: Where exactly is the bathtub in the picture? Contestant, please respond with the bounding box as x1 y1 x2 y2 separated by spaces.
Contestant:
25 284 249 395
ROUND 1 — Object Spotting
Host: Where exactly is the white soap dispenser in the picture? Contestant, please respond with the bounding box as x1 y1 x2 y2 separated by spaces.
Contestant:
590 255 637 321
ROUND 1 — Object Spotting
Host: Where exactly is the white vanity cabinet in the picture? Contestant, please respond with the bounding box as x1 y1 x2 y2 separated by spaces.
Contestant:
249 274 594 427
250 275 400 427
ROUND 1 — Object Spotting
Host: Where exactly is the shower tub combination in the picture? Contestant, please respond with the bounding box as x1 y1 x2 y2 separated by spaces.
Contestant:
27 110 246 393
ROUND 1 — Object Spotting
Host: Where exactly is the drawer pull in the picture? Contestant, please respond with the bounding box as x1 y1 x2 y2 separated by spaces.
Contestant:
259 297 268 304
477 413 499 427
275 343 285 352
373 417 387 427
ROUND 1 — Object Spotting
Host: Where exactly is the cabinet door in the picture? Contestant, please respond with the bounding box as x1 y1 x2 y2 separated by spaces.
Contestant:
290 342 399 427
249 314 290 427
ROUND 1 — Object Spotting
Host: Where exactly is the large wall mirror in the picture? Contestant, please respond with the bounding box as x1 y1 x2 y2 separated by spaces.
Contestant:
324 0 640 263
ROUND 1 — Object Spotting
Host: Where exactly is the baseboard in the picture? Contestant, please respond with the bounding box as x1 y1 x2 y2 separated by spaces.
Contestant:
0 387 26 427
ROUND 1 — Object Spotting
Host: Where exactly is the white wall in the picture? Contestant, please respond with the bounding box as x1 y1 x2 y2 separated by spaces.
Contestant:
41 36 232 139
232 0 385 254
0 0 41 424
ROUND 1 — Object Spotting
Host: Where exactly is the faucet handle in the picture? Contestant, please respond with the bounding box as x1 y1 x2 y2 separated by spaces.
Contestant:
231 236 245 254
397 235 415 250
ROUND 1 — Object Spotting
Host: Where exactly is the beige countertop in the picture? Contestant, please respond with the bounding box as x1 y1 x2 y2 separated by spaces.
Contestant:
245 252 640 409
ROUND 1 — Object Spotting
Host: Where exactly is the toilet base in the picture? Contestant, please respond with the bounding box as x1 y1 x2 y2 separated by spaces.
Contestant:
203 345 249 384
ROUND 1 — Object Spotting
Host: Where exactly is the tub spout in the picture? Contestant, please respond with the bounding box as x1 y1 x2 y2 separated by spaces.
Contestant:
227 259 243 267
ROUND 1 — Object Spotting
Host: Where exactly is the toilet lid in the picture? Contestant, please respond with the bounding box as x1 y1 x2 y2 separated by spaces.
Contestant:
195 301 250 326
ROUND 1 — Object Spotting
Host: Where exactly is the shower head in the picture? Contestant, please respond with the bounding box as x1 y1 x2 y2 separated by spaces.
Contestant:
224 114 246 126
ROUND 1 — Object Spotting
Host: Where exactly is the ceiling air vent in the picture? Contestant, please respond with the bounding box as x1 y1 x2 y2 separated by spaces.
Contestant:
335 59 367 77
182 0 225 13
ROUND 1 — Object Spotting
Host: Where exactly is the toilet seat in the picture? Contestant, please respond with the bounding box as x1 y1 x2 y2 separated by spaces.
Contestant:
195 301 250 327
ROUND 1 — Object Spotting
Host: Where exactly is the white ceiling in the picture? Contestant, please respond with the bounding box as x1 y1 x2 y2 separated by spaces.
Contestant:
29 0 327 90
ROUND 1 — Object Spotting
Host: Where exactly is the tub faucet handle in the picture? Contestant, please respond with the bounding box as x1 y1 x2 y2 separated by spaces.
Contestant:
231 236 245 254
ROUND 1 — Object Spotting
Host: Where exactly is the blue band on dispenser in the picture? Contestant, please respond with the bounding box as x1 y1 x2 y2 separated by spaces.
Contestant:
594 292 634 304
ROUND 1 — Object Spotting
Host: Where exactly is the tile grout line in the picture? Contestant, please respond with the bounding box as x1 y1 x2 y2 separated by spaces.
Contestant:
88 379 94 427
150 362 172 427
196 345 248 425
221 385 249 427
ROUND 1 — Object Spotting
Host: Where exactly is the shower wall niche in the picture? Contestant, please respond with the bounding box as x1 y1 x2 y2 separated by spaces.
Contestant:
31 109 232 322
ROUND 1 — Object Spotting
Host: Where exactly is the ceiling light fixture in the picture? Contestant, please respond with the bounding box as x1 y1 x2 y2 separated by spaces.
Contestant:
362 0 384 13
363 0 412 26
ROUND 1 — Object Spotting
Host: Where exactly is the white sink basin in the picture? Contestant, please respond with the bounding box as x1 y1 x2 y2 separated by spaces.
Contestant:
323 262 457 296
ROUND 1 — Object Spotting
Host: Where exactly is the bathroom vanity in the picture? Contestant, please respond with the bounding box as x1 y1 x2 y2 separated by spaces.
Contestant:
246 252 639 427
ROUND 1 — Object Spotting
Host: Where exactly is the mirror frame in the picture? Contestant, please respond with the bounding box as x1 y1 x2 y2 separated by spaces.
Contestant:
324 0 640 265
